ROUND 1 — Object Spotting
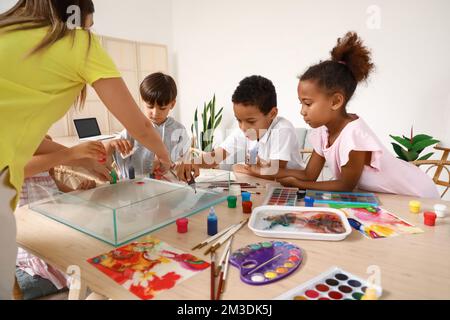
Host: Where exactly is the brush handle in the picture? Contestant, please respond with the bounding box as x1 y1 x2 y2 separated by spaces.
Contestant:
216 272 224 300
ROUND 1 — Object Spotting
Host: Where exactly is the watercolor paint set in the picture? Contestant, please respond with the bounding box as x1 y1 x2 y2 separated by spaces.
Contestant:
248 206 352 241
229 240 303 285
275 267 383 300
306 190 379 207
263 186 299 206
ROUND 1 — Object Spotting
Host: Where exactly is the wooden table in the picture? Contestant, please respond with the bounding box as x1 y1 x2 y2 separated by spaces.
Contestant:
15 173 450 300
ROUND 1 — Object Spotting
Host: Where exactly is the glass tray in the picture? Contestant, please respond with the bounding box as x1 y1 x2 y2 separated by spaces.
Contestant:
28 171 230 246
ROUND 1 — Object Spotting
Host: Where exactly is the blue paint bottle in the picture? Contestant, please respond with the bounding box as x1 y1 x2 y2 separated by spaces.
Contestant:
207 207 218 236
128 166 135 179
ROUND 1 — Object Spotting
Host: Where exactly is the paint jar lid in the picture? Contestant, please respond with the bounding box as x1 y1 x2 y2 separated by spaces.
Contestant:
241 191 251 202
229 184 241 196
409 200 421 207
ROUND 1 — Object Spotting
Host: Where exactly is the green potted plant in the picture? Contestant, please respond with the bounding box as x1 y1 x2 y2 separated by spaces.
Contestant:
190 95 223 152
390 126 440 162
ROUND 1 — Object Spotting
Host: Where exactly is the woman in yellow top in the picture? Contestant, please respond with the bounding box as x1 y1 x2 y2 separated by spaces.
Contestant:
0 0 171 299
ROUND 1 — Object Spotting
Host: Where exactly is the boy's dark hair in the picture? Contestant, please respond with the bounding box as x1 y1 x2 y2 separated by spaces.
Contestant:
300 32 374 107
232 75 277 115
140 72 177 106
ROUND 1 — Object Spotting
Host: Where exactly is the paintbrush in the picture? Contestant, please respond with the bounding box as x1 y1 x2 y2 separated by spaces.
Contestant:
247 253 283 276
215 236 233 277
216 248 231 300
210 251 216 300
204 218 248 255
188 172 197 193
191 221 242 250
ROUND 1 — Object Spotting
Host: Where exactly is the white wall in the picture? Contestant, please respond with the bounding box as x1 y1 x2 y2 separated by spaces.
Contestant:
172 0 450 151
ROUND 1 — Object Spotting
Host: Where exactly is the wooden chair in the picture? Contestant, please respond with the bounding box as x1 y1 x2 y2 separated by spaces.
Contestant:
413 145 450 198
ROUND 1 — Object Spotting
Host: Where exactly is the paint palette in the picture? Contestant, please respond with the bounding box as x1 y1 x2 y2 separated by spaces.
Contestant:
263 186 299 206
230 241 303 285
249 206 352 241
306 190 379 207
275 267 383 300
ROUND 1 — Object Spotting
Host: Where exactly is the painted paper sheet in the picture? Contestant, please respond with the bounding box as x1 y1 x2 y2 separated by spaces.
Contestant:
342 207 423 239
87 236 210 299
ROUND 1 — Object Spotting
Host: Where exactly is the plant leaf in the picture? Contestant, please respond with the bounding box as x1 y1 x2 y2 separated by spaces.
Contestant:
417 152 434 161
411 139 439 152
412 134 433 144
214 115 223 129
400 148 418 161
390 135 412 149
391 143 406 160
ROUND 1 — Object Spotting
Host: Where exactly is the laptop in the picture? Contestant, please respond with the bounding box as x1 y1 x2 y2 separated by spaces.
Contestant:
73 118 116 141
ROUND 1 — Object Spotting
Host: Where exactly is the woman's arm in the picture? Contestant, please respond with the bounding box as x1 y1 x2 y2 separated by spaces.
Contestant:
93 78 171 169
25 139 110 180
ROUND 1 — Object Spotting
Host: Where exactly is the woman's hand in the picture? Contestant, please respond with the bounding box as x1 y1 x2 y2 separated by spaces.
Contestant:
79 159 111 182
109 139 133 157
70 141 106 163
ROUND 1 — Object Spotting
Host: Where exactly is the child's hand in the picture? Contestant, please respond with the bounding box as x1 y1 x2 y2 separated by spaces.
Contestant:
77 179 96 190
233 164 251 175
110 139 133 156
71 141 106 163
175 161 200 183
277 177 302 188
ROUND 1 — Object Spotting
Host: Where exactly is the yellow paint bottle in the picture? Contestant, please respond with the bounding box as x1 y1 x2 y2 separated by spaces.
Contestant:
361 287 378 300
409 200 421 214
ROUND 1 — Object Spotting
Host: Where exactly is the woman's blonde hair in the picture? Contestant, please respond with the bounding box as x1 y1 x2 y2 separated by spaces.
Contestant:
0 0 95 109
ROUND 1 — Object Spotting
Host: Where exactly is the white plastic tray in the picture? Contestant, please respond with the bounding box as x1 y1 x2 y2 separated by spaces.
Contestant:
248 205 352 241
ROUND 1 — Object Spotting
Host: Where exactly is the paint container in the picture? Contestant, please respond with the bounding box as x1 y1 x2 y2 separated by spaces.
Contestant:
275 266 383 300
242 201 253 214
227 196 237 208
304 196 315 207
263 186 298 206
128 167 135 179
424 212 437 226
229 185 241 197
242 191 251 202
297 190 306 200
110 170 118 184
434 204 447 218
409 200 421 214
176 218 188 233
230 241 303 285
207 207 218 236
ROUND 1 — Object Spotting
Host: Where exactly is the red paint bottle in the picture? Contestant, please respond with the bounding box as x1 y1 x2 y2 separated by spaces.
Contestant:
176 218 189 233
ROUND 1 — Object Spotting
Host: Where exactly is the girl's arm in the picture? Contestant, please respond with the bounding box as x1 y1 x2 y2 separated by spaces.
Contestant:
276 151 326 181
93 78 171 170
278 151 369 191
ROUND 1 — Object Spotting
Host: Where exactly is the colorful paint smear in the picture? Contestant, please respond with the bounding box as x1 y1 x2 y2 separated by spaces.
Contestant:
263 211 347 234
87 236 209 300
342 207 423 239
